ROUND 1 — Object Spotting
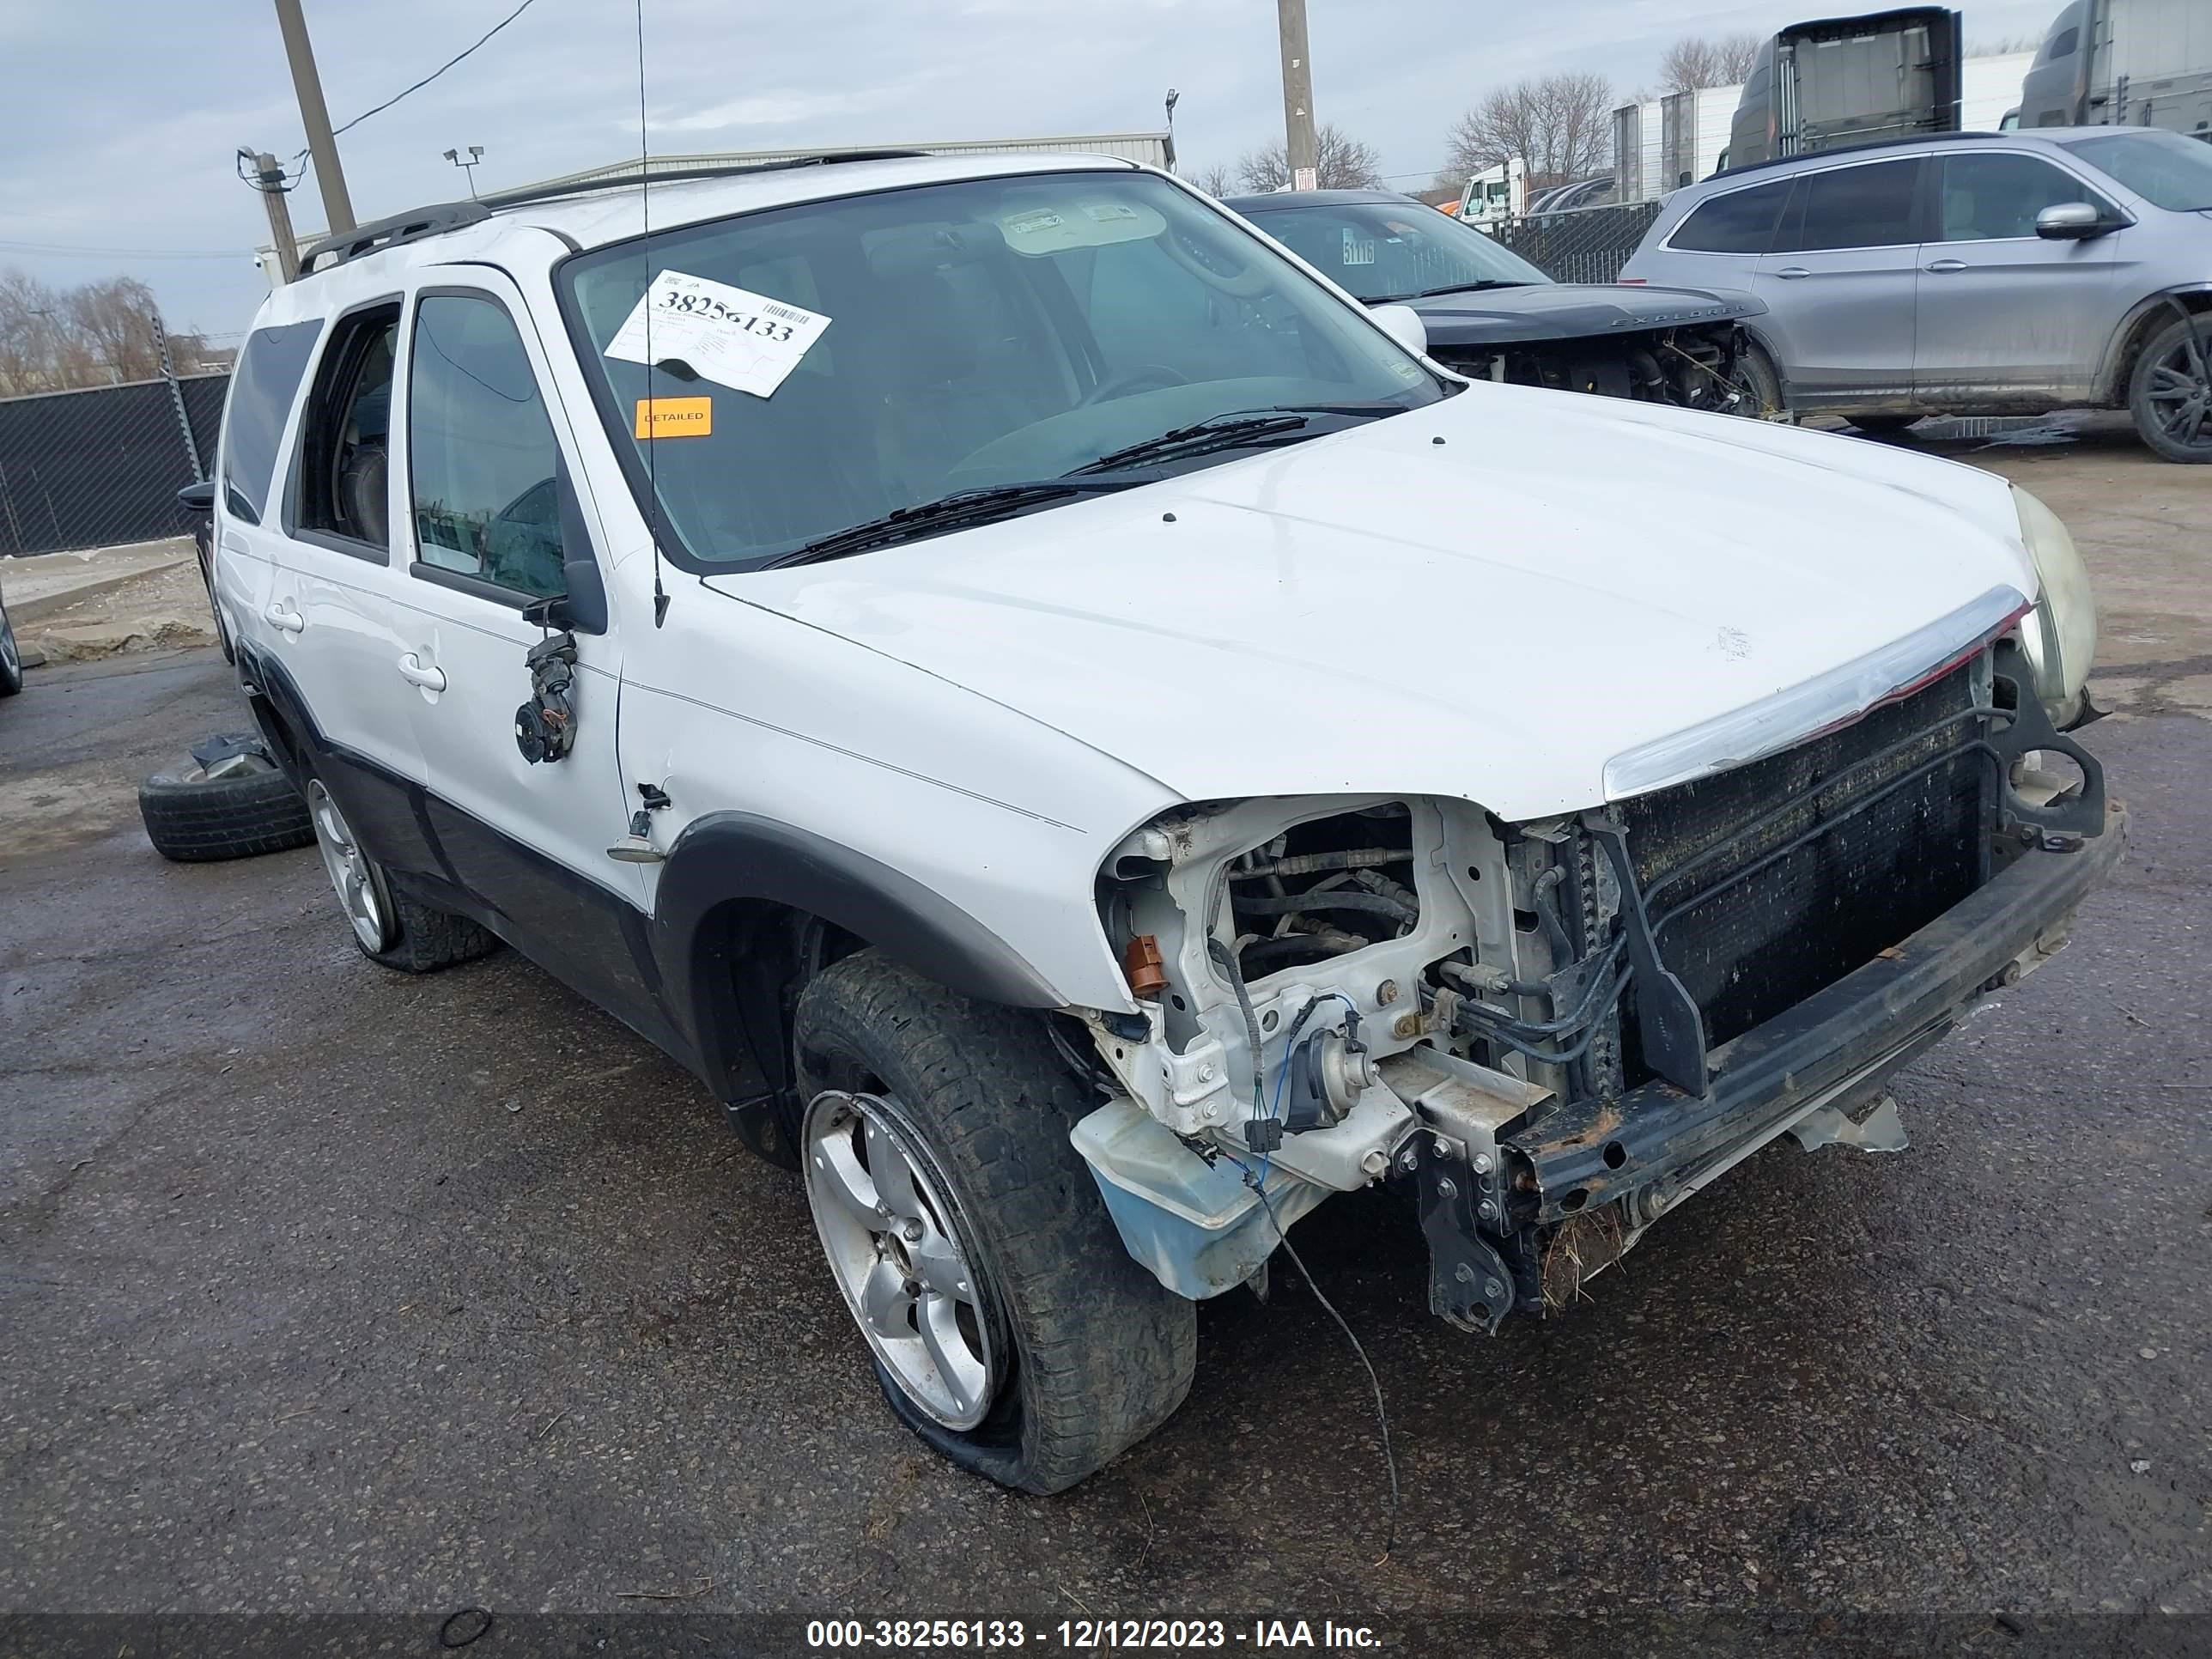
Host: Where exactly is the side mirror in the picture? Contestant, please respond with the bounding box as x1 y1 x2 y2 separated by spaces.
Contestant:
2035 202 2108 240
176 478 216 515
1370 302 1429 359
551 451 608 635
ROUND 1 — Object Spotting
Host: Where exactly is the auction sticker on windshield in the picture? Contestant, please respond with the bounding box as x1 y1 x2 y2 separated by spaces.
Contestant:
605 270 830 398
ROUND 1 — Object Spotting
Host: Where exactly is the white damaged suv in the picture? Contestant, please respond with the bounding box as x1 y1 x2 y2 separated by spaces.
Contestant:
212 150 2122 1492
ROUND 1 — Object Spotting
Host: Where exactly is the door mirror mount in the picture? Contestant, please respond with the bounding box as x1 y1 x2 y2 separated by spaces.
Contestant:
1370 302 1429 359
2034 202 2108 240
550 450 609 635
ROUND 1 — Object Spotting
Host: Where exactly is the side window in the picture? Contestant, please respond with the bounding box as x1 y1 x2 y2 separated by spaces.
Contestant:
1936 153 2113 241
1668 179 1791 253
220 319 321 526
2038 25 2079 63
292 303 400 553
406 295 565 601
1778 159 1923 252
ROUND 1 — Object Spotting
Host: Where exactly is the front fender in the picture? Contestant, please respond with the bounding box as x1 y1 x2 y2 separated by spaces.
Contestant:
653 811 1065 1009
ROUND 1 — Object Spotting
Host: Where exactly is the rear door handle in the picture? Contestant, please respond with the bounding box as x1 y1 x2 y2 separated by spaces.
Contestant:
1772 266 1812 279
1924 258 1968 274
396 652 447 692
264 601 304 634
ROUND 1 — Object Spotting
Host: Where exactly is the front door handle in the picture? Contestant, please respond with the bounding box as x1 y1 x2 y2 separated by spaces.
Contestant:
1924 258 1968 274
396 652 447 692
264 601 304 634
1771 266 1812 279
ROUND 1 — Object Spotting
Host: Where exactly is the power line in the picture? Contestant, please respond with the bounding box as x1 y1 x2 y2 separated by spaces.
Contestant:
331 0 543 137
0 240 247 261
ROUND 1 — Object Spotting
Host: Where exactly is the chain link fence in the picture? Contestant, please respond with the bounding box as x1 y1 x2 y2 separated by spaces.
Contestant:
1472 200 1664 286
0 373 227 558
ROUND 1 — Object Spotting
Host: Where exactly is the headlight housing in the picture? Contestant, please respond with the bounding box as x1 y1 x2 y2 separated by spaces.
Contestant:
2010 484 2096 728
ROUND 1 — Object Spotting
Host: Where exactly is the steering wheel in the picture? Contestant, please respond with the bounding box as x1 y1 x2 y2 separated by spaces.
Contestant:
1079 364 1188 407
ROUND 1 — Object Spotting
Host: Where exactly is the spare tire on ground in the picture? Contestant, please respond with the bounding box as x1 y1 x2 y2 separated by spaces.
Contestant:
138 733 313 862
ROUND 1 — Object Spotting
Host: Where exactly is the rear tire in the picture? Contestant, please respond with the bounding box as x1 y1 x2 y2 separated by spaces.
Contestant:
303 775 498 972
137 754 313 862
193 520 236 665
793 950 1196 1493
2128 316 2212 464
0 602 21 696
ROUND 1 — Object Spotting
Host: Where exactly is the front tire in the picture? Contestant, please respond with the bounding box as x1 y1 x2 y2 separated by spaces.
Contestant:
793 951 1196 1492
2128 316 2212 464
1729 340 1786 421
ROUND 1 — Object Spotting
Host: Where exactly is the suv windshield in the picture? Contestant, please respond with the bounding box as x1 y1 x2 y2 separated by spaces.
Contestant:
2060 130 2212 212
1236 198 1551 302
559 170 1443 568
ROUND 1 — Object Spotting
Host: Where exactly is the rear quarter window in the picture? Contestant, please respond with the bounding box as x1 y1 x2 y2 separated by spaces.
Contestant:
1668 179 1791 252
220 319 322 525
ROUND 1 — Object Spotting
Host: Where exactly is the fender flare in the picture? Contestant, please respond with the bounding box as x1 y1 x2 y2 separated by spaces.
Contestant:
2097 283 2212 402
651 811 1067 1103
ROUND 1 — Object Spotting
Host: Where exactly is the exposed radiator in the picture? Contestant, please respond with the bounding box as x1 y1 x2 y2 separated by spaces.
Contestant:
1613 659 1993 1084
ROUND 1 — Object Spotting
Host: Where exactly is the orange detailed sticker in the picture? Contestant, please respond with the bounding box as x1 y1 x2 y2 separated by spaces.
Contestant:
633 396 712 439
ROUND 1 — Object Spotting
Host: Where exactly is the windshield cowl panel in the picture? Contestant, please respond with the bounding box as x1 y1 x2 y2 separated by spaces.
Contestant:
556 172 1444 572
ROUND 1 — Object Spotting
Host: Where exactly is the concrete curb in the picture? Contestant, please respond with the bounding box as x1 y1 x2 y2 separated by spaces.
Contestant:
9 554 197 626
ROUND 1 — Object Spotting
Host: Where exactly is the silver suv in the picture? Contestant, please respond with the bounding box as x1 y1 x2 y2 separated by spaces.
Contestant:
1620 128 2212 461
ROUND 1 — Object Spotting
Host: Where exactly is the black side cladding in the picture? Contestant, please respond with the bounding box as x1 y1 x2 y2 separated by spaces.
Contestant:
1612 660 1990 1086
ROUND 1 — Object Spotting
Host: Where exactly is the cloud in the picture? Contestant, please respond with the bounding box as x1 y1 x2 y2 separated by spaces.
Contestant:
1 0 2064 336
648 84 915 136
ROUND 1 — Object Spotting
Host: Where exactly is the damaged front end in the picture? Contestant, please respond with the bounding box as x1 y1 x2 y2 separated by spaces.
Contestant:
1415 289 1777 419
1071 627 2124 1334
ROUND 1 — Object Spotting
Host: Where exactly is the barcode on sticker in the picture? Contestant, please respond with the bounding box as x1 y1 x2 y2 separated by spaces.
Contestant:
763 301 805 323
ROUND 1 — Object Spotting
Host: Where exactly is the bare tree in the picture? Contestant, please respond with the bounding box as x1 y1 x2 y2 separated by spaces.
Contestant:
1969 33 2045 54
1237 123 1385 192
0 268 181 393
1657 32 1765 93
67 276 164 383
1186 161 1238 198
1442 71 1613 190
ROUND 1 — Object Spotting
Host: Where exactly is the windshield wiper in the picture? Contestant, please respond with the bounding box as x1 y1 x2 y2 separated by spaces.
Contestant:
1067 402 1406 476
762 477 1160 569
1372 279 1530 301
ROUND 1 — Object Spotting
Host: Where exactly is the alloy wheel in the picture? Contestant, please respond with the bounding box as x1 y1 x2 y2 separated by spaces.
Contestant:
305 779 391 953
803 1089 1000 1430
2142 334 2212 453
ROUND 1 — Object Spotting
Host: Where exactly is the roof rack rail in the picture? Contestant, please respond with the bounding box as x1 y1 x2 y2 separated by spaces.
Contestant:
295 150 936 276
1708 128 1999 181
480 149 933 211
300 201 491 275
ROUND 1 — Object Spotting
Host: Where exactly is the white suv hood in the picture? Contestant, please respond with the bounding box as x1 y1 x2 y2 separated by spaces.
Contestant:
711 383 2037 821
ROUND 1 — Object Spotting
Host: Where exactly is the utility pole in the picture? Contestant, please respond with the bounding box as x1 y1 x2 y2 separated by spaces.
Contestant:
250 154 302 283
272 0 356 234
1276 0 1318 191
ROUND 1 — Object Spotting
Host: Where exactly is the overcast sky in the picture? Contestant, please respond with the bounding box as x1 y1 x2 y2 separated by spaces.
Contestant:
0 0 2059 342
